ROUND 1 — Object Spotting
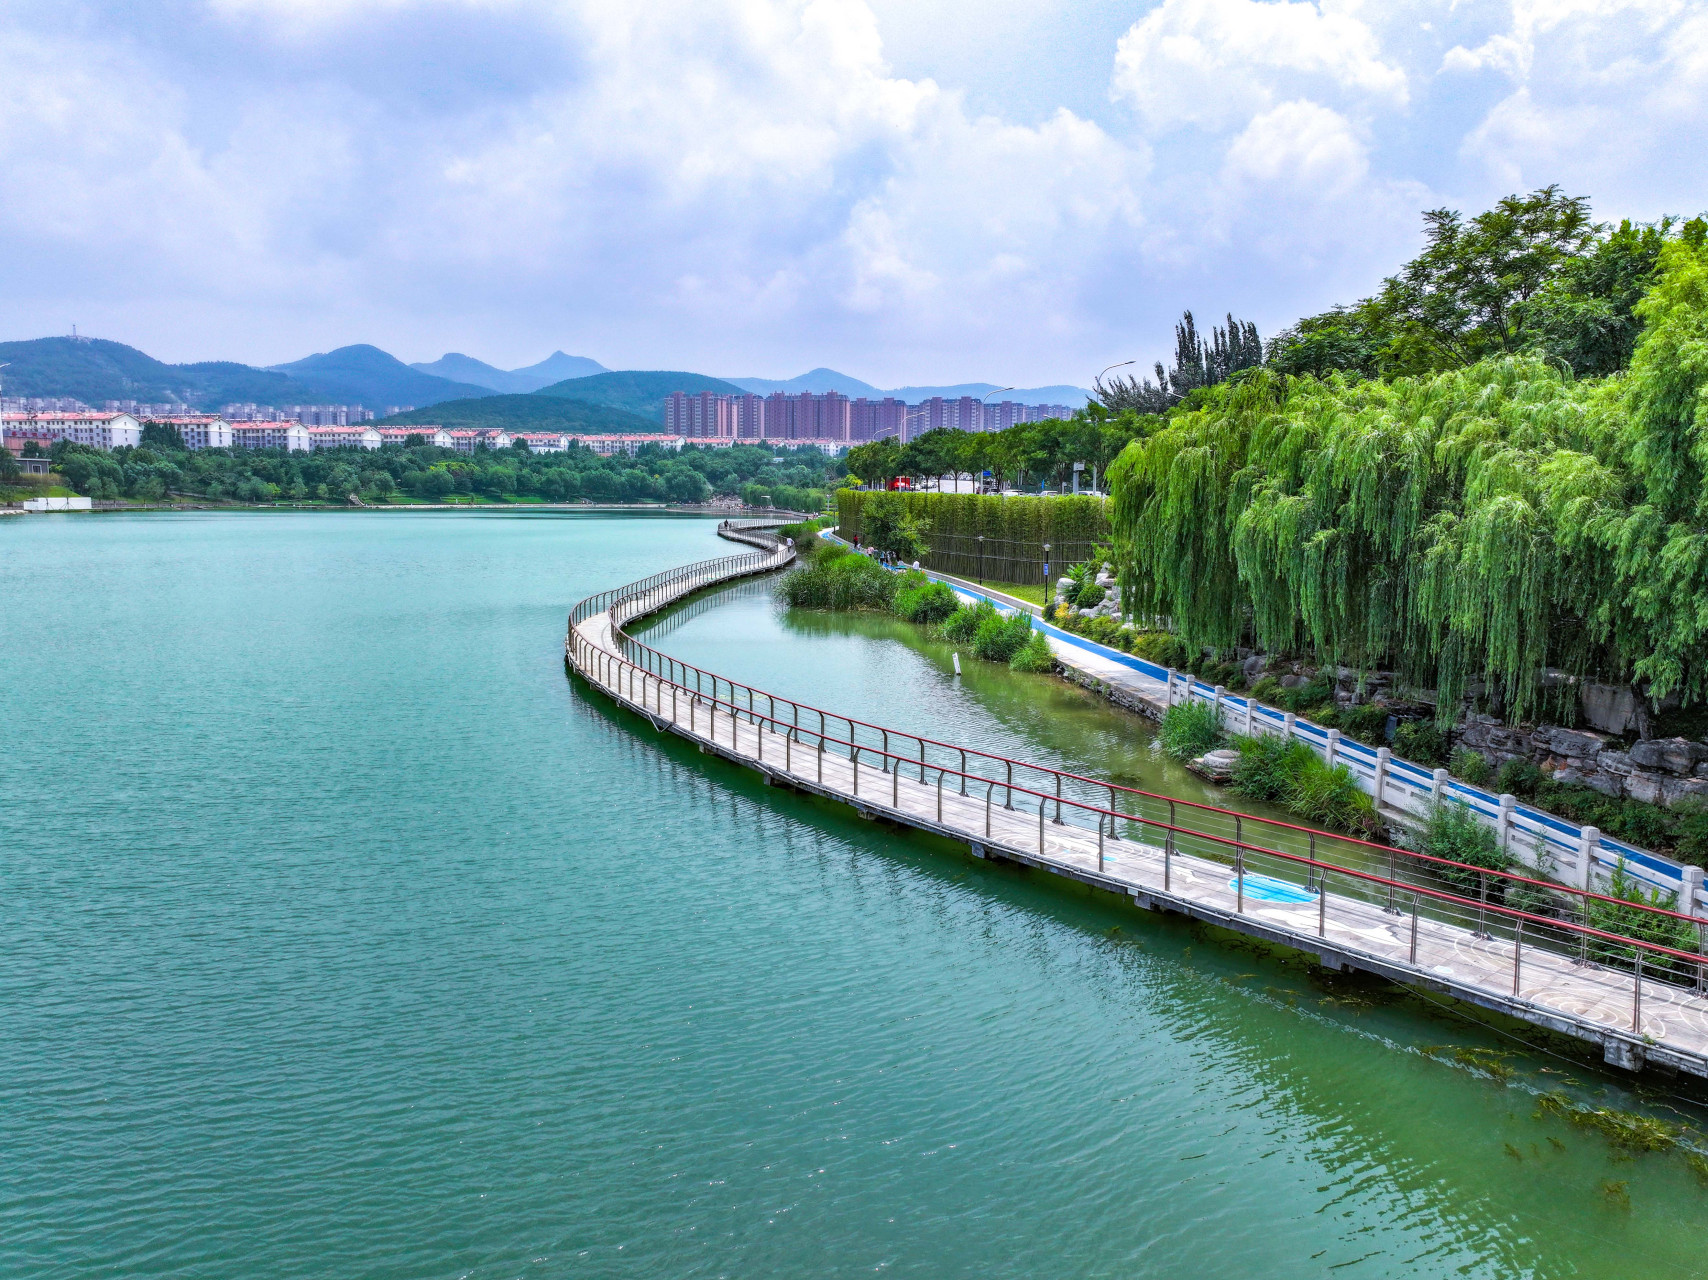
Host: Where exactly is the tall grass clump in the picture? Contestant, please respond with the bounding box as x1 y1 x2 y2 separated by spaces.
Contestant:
942 599 999 644
893 572 960 625
1229 736 1318 802
779 545 897 611
1228 734 1380 834
1159 700 1223 761
972 610 1035 662
1008 631 1056 673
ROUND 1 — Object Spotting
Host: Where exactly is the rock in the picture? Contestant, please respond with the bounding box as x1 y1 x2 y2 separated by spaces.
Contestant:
1281 674 1303 689
1534 726 1609 760
1662 777 1708 809
1698 762 1708 778
1626 772 1664 806
1583 771 1625 798
1188 748 1242 783
1095 570 1114 587
1242 654 1266 681
1598 749 1634 776
1581 681 1639 734
1628 736 1708 776
1551 767 1587 787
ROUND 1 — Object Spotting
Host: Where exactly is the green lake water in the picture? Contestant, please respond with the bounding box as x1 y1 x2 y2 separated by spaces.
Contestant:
5 510 1708 1278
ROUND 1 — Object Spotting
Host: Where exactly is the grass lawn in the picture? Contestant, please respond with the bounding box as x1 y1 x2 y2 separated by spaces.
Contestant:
965 579 1046 608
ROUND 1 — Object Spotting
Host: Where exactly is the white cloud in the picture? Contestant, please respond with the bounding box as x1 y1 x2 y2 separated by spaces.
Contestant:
1221 99 1367 198
1451 0 1708 208
1111 0 1407 132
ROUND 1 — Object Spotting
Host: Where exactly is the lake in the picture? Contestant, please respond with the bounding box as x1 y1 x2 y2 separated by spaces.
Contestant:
4 510 1705 1278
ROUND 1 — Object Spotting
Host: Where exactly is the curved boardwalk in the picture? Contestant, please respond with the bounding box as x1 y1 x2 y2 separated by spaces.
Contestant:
569 521 1708 1079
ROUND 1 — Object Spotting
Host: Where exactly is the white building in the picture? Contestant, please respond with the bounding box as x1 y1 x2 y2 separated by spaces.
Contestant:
375 426 454 449
230 422 312 452
513 432 570 453
149 415 233 450
306 426 382 451
4 411 141 450
573 434 687 457
446 429 514 452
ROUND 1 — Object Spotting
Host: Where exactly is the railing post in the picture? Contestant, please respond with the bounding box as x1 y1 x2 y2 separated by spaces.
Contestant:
1243 695 1254 737
1431 767 1448 806
1325 728 1340 768
1053 774 1062 825
1578 825 1600 891
1039 799 1046 854
1236 847 1244 913
937 772 943 823
1633 951 1643 1033
892 759 899 808
1213 685 1225 729
1005 761 1013 810
1164 825 1173 890
1409 892 1419 963
1498 793 1516 857
1284 711 1296 741
1513 920 1524 997
986 784 992 837
1374 746 1390 809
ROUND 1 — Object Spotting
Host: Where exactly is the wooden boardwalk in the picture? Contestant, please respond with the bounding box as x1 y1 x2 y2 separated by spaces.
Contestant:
569 529 1708 1079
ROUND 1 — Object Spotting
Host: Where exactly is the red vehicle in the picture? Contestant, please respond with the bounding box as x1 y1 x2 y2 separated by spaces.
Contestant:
886 476 910 490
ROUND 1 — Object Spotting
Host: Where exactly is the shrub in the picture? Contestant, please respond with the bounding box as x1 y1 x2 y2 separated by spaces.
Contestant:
1248 675 1284 704
893 572 959 625
1339 704 1389 745
1586 859 1699 965
1113 627 1136 652
1450 747 1492 787
1009 631 1057 673
1086 615 1119 645
1422 803 1509 889
1159 700 1223 761
1132 633 1189 669
973 610 1035 663
1279 672 1335 713
779 551 897 611
778 521 823 556
1394 720 1447 765
1074 581 1106 609
1496 757 1546 797
1673 802 1708 868
942 599 997 644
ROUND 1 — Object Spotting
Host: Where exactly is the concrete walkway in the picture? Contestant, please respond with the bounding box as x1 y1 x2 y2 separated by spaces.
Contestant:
569 547 1708 1079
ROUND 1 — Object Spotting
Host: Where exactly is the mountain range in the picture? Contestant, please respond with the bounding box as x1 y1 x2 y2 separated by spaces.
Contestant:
0 335 1089 432
725 366 1087 406
409 351 607 393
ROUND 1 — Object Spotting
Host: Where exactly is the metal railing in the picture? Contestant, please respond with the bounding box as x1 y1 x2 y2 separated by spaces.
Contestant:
567 527 1708 1035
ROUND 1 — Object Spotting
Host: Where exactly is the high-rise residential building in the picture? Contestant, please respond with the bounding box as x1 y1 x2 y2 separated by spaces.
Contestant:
734 394 767 439
664 391 737 438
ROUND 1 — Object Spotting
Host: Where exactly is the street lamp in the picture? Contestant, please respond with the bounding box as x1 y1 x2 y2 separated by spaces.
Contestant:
1042 541 1051 599
976 534 984 584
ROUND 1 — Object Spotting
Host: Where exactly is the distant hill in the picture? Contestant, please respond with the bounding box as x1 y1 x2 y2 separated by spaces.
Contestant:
726 367 881 397
0 336 344 407
410 350 606 394
534 370 746 422
886 382 1089 407
377 394 659 434
268 345 487 408
725 365 1088 407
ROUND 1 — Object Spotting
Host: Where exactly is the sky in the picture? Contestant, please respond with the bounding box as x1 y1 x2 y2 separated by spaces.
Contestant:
2 0 1705 386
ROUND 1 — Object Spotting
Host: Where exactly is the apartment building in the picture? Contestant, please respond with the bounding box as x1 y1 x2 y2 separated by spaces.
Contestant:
305 426 383 450
574 434 687 457
664 391 737 439
148 415 233 450
374 426 453 448
3 411 142 450
230 422 312 451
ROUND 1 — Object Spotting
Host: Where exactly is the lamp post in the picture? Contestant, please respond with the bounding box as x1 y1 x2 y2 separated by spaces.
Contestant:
1042 541 1051 601
977 534 984 584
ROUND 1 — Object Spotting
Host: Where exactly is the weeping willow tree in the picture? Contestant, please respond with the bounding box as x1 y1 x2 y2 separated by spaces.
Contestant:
1108 240 1708 722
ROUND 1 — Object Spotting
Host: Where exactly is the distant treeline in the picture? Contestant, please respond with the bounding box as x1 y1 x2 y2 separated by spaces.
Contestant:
44 430 840 508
